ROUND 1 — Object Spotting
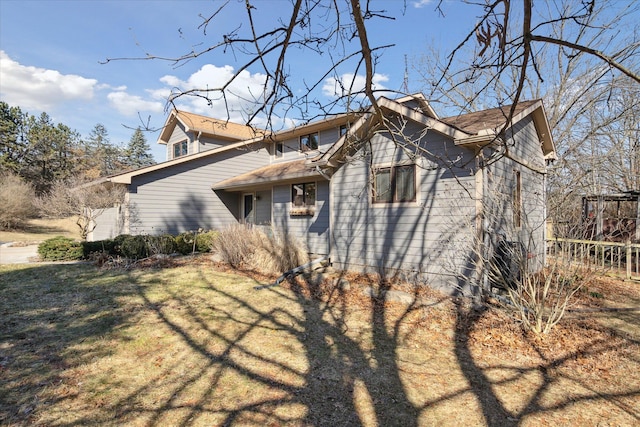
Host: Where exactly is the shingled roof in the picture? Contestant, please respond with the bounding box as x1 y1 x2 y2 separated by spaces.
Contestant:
158 110 267 144
212 159 325 191
440 100 540 134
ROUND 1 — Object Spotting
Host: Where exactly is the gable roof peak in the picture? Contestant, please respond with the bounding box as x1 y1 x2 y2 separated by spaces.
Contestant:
441 99 541 134
393 93 439 119
158 109 267 144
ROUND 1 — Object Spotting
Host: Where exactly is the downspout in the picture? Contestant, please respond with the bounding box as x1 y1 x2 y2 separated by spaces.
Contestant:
478 152 491 294
315 165 332 181
254 255 330 290
123 189 131 235
316 164 333 265
195 131 202 154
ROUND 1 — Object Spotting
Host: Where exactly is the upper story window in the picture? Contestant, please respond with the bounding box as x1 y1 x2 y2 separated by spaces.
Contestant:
173 140 188 158
300 132 319 152
275 142 283 157
373 164 416 203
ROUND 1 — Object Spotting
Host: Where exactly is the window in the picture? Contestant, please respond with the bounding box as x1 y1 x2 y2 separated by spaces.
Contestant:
291 182 316 215
339 124 348 136
275 142 284 157
513 170 522 228
300 132 319 151
373 164 416 203
292 182 316 207
173 140 188 158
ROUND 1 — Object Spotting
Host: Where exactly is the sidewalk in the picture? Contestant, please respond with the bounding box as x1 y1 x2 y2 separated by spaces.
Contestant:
0 243 39 264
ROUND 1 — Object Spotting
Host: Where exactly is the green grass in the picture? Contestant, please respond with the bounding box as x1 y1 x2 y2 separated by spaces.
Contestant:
1 259 639 426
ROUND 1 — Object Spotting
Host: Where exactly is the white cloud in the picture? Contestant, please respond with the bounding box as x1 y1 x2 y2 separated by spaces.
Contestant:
159 64 269 123
107 90 164 116
322 73 390 98
412 0 433 8
0 50 97 110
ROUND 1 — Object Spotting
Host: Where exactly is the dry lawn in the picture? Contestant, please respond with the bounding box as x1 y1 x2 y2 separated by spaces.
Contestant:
0 256 638 426
0 217 80 244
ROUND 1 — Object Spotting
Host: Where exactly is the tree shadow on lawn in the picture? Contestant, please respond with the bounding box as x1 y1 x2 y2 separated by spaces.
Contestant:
105 268 427 426
0 264 136 425
103 264 640 426
2 261 639 426
453 300 640 426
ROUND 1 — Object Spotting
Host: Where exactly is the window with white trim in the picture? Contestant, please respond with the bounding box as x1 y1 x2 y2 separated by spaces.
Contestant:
275 142 284 157
300 133 319 151
173 140 188 158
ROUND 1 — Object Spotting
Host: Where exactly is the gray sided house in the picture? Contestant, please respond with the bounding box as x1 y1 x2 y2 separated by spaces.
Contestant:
92 94 555 295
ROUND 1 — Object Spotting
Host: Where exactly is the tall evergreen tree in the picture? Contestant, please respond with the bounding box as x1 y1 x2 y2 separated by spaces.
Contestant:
123 127 155 169
83 124 124 177
22 113 80 194
0 102 28 175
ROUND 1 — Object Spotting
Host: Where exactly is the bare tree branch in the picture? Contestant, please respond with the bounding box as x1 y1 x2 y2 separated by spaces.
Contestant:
530 34 640 84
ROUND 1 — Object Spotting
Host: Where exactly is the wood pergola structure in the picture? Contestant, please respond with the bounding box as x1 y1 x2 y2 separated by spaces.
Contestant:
582 191 640 242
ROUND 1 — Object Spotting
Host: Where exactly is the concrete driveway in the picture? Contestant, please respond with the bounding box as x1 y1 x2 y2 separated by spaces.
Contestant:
0 243 39 264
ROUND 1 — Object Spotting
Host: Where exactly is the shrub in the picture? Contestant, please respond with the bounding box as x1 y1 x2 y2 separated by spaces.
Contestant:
214 225 308 274
213 224 262 268
195 230 218 253
82 239 116 257
118 235 148 260
112 234 132 256
0 172 36 230
38 236 83 261
175 231 197 255
491 245 597 335
145 234 177 255
249 228 309 274
176 230 218 254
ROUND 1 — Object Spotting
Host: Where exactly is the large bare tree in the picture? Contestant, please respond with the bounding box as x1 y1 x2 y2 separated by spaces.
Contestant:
104 0 639 131
413 2 639 230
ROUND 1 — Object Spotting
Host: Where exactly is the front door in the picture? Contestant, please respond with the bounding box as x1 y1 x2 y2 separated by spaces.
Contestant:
243 193 255 225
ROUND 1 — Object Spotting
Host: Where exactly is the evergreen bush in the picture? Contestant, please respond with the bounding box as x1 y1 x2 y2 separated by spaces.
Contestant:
82 239 116 257
145 234 177 255
175 230 218 254
195 230 218 253
38 236 83 261
118 235 148 259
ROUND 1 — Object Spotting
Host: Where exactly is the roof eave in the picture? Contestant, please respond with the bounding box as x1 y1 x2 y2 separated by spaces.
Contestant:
109 135 267 184
157 110 180 145
316 96 469 166
271 113 356 142
212 170 325 192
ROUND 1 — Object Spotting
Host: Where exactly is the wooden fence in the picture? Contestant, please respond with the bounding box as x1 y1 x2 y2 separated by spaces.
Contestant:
546 238 640 280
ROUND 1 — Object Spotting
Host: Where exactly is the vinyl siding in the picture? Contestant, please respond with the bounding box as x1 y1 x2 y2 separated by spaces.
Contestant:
484 116 547 270
330 122 480 293
88 205 125 241
273 180 330 255
272 126 344 163
127 144 269 235
165 123 236 161
255 190 272 225
198 135 238 152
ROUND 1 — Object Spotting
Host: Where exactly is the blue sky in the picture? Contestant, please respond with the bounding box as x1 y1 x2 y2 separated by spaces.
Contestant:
0 0 521 162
